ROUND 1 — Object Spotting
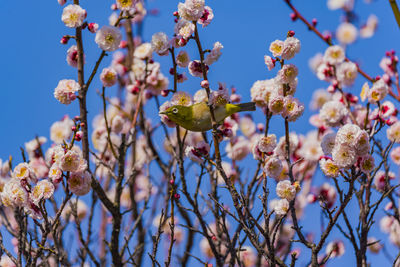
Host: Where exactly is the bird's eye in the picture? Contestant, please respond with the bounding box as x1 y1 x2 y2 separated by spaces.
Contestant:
172 108 178 114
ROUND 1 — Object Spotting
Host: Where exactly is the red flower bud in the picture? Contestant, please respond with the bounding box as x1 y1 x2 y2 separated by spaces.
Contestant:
119 40 128 49
312 18 318 27
131 86 140 94
200 80 209 88
60 36 69 44
161 90 170 97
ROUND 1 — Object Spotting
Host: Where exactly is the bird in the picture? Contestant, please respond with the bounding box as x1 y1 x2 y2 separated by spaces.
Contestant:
159 102 256 132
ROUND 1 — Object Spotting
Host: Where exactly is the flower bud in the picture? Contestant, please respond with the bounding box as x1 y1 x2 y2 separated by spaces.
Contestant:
327 85 336 93
323 33 332 42
88 22 99 33
60 36 70 44
383 73 391 84
119 40 128 49
131 86 140 94
385 202 393 211
230 94 241 103
75 131 83 141
161 89 170 97
222 128 233 138
257 123 264 132
134 80 142 86
178 38 187 47
312 18 318 27
200 80 209 88
307 193 317 203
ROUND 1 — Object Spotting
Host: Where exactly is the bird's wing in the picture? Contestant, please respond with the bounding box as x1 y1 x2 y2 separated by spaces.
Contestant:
192 102 231 123
192 102 211 121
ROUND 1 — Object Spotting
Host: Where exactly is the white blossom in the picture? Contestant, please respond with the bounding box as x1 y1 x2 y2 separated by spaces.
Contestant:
174 19 195 39
387 121 400 143
336 22 358 44
134 43 153 59
276 180 296 201
177 0 205 21
332 144 356 168
269 40 284 57
263 156 283 179
281 37 301 60
320 158 340 177
319 100 347 127
324 45 345 65
95 26 122 51
273 199 290 215
151 32 169 55
204 42 223 65
336 61 358 87
68 171 91 196
54 79 80 105
62 4 86 28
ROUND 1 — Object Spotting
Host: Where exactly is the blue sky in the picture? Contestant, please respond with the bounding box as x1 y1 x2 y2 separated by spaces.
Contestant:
0 0 399 266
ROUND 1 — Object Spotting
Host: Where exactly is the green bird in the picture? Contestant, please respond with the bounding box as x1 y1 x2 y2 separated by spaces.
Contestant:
159 102 256 132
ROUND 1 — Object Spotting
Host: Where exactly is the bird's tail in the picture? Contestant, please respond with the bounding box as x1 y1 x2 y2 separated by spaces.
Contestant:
237 102 256 112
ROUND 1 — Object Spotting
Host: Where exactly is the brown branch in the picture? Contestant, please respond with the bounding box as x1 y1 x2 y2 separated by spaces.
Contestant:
389 0 400 29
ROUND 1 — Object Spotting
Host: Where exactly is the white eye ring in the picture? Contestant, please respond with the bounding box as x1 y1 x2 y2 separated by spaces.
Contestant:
172 108 178 114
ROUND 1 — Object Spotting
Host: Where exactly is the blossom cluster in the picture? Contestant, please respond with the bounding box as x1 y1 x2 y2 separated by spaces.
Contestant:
0 116 93 220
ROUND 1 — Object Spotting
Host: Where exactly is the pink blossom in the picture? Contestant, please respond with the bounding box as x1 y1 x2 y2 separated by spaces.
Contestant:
188 60 207 77
185 141 210 163
390 146 400 164
264 55 275 70
31 180 55 204
13 163 37 184
318 183 337 209
62 4 86 28
281 37 301 60
100 67 118 87
198 6 214 27
326 240 345 258
226 136 250 161
68 171 91 196
54 79 80 105
1 180 28 208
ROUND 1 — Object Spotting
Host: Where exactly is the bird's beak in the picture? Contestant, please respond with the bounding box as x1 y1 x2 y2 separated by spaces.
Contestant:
159 111 167 115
